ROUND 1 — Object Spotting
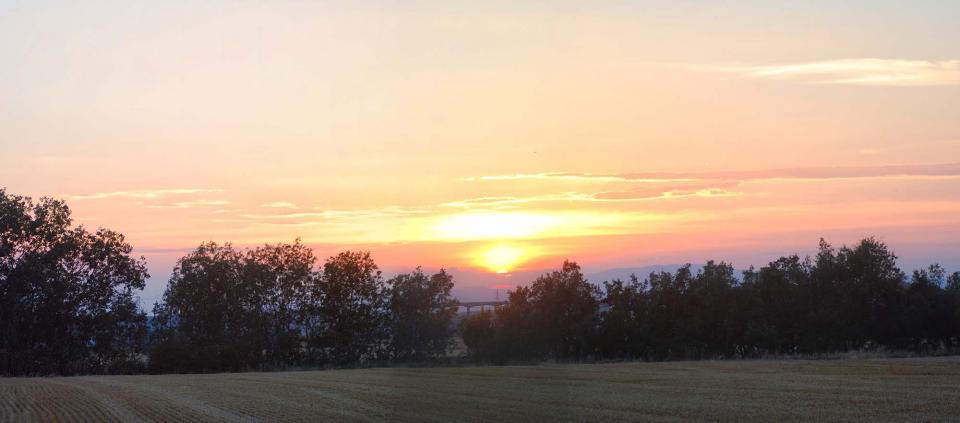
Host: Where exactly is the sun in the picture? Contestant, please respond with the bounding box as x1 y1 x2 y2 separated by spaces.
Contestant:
478 244 527 274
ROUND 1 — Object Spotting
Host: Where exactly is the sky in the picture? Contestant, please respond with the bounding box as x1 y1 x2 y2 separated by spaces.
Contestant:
2 1 959 303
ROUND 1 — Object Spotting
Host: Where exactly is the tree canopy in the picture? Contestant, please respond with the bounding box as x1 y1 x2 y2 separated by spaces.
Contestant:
0 189 148 376
462 237 960 363
388 268 459 361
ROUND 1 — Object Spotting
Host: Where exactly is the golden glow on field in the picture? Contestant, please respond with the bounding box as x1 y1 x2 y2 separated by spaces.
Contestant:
478 244 528 274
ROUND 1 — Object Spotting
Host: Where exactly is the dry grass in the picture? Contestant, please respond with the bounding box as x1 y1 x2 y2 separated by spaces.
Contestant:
3 356 960 422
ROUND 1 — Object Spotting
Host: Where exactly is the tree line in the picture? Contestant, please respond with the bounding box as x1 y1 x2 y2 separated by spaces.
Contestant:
3 188 960 375
149 244 457 373
1 189 457 375
462 240 960 363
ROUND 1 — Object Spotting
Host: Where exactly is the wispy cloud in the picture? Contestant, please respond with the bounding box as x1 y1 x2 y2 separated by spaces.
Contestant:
237 206 431 225
675 163 960 181
141 200 231 209
260 201 297 208
441 193 596 208
593 188 742 201
241 212 333 220
697 59 960 86
464 173 694 183
442 186 742 209
473 163 960 184
69 188 224 200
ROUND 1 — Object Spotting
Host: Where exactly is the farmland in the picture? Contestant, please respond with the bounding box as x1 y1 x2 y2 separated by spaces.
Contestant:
3 357 960 422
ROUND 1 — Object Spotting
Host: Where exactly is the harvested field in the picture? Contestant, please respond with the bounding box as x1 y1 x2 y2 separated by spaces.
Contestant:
2 356 960 422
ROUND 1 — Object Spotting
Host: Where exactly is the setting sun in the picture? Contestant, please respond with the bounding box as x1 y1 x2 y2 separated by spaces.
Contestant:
478 244 527 274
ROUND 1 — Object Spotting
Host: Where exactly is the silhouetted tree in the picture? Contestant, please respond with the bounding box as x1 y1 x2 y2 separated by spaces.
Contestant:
598 275 648 359
948 272 960 291
811 238 905 350
903 264 953 352
739 255 809 355
149 243 253 373
388 268 458 361
462 261 601 362
686 261 739 358
464 238 960 363
0 189 148 376
460 310 497 361
487 285 538 362
528 261 601 360
306 251 389 365
947 272 960 341
149 240 315 373
645 265 695 359
244 240 315 368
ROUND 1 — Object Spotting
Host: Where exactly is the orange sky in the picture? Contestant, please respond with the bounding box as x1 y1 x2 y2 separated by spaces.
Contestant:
2 1 959 303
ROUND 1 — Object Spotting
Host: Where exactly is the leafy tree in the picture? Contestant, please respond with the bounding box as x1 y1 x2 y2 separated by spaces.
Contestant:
811 238 905 350
307 251 389 365
529 261 601 360
645 265 695 359
468 261 601 362
739 255 810 355
460 310 497 361
598 275 649 359
686 261 739 358
245 241 315 368
149 243 252 373
946 272 960 341
489 285 538 362
903 264 952 351
948 272 960 291
0 189 148 375
388 268 458 361
150 240 315 373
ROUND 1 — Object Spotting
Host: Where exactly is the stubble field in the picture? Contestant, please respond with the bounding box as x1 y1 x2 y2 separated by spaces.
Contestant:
2 356 960 422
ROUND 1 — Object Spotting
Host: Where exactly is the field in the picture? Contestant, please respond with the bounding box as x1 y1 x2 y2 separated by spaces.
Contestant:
2 357 960 422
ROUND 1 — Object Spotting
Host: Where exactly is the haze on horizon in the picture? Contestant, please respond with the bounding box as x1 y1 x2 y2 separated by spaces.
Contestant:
2 0 959 303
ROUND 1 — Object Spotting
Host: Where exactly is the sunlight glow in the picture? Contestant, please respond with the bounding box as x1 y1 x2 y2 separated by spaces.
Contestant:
431 212 559 241
478 244 527 274
427 211 638 243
